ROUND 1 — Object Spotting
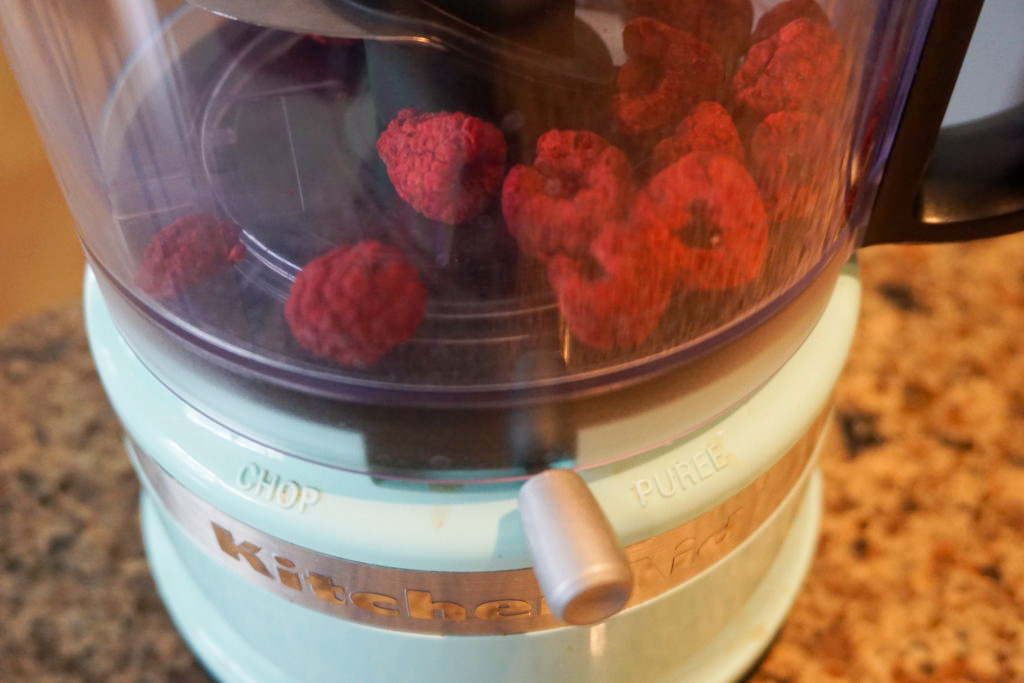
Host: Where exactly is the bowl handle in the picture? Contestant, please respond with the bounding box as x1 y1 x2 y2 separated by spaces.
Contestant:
862 0 1024 246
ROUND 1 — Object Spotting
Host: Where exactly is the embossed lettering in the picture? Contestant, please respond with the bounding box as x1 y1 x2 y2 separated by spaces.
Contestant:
632 441 740 509
277 481 301 509
237 463 260 490
632 479 653 508
352 592 400 616
709 440 730 469
253 468 279 500
673 461 698 488
235 463 321 513
653 471 677 498
406 590 467 621
211 522 272 578
475 600 532 620
629 553 669 585
274 556 302 590
669 537 697 574
694 452 715 479
307 572 347 605
698 509 742 556
299 486 321 513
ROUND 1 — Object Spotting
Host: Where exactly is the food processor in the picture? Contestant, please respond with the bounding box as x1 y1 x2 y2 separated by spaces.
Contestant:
2 0 1022 680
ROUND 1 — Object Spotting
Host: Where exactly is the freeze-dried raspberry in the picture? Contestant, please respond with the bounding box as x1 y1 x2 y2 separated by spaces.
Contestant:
750 0 829 45
502 130 633 261
640 152 769 290
615 18 725 136
590 212 685 292
547 223 675 350
285 241 426 366
749 110 836 221
627 0 753 70
135 214 245 301
733 18 844 119
377 109 507 224
650 101 745 174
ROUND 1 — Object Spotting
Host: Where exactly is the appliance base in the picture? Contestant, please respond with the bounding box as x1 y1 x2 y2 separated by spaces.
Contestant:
142 472 822 683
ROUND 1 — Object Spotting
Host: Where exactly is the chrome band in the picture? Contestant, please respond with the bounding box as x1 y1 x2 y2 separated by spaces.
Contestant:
130 411 828 635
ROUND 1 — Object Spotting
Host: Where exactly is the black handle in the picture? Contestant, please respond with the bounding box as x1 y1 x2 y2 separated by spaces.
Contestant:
862 0 1024 246
913 103 1024 242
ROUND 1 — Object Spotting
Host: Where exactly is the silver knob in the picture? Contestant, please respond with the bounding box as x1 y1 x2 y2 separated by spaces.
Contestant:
518 469 633 625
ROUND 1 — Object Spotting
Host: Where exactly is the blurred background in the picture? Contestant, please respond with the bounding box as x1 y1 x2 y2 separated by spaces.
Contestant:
0 50 82 325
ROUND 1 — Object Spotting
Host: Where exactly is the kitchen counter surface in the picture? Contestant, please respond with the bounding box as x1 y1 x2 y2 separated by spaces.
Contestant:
2 236 1023 682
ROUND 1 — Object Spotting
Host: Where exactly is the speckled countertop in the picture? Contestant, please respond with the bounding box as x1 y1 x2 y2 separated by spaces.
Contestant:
2 235 1023 682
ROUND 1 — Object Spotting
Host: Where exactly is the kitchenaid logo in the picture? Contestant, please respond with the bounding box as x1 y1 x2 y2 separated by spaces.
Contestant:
209 505 743 632
130 411 818 635
627 508 743 586
210 522 546 625
630 438 732 508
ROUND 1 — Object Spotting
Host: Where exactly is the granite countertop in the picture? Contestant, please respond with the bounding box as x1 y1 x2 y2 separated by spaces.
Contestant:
2 236 1024 682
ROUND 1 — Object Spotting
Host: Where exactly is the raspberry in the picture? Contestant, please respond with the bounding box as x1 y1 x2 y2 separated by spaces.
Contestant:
285 241 427 366
650 101 745 174
640 152 769 290
749 110 836 221
501 130 633 261
376 109 507 224
627 0 753 70
590 211 685 293
135 214 245 301
614 18 725 136
547 223 675 350
750 0 829 45
733 18 844 119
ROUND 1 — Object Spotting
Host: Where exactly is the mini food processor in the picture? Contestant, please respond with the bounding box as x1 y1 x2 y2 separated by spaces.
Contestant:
2 0 1022 680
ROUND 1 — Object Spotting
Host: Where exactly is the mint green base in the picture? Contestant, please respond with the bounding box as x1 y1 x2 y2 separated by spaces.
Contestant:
142 473 822 683
89 265 856 682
